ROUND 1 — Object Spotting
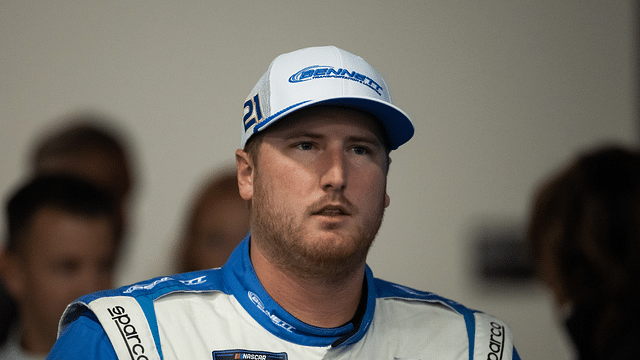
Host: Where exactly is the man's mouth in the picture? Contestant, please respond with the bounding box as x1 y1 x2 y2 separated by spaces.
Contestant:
313 204 350 216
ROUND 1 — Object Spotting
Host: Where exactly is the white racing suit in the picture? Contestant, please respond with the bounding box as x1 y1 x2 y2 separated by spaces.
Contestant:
47 235 521 360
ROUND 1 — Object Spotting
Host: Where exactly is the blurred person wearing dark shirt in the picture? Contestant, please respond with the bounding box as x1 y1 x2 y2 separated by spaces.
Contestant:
527 145 640 360
0 175 121 359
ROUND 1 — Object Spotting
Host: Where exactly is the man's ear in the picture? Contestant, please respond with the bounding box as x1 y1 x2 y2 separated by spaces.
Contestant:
235 149 254 201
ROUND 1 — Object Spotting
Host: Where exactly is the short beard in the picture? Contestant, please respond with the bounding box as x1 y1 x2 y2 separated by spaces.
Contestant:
251 176 385 285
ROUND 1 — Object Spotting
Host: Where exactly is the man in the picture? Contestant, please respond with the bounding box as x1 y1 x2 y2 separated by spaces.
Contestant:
175 168 250 272
0 174 120 359
527 145 640 360
31 117 136 248
47 46 520 359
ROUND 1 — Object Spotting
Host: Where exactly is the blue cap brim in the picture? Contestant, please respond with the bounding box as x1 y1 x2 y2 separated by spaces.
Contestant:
252 97 414 151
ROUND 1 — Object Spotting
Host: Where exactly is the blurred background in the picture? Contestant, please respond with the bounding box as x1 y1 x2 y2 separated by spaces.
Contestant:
1 1 637 359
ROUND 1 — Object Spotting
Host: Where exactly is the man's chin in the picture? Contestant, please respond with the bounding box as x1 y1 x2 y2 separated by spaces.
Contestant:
289 248 368 282
302 233 372 264
304 231 361 251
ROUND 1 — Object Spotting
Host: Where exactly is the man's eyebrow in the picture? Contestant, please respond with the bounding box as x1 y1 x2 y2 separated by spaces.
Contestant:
281 130 323 140
346 135 384 147
282 132 381 144
277 129 384 147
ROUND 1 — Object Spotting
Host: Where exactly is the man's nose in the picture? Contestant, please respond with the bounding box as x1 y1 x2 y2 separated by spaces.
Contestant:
320 148 347 192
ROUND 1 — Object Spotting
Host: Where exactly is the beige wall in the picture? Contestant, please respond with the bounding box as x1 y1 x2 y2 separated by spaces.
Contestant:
1 1 637 359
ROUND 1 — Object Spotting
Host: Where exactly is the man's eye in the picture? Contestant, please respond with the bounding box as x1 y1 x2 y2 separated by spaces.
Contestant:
296 142 314 150
352 146 369 155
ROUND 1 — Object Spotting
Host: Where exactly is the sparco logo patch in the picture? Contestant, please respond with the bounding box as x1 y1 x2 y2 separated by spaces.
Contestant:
288 65 384 95
487 321 505 360
108 306 148 360
212 349 287 360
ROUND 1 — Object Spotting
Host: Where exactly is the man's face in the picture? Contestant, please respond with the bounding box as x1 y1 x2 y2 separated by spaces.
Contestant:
186 192 250 270
5 207 116 348
239 106 390 280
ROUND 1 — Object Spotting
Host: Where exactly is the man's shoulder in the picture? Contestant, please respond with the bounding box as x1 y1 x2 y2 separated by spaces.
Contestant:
54 269 228 360
373 278 519 360
61 269 226 331
373 278 477 316
82 269 226 304
373 278 522 360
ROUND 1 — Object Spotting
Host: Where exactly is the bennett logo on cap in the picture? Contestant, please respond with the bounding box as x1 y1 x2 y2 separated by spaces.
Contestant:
241 46 414 151
288 65 384 95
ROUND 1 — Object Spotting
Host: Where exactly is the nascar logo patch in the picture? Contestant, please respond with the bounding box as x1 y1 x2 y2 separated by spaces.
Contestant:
212 350 287 360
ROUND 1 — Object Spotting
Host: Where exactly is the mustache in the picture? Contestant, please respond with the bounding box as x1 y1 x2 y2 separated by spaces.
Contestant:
308 195 357 216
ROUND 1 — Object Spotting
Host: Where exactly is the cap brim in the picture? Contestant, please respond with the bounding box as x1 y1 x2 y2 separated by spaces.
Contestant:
253 96 414 151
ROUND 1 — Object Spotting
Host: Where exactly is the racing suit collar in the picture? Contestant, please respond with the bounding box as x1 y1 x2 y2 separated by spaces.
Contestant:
222 233 376 347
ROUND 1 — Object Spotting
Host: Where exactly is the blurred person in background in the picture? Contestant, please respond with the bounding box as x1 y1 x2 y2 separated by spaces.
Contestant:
30 114 136 247
0 174 122 359
1 113 136 358
527 144 640 360
176 167 249 273
0 283 17 348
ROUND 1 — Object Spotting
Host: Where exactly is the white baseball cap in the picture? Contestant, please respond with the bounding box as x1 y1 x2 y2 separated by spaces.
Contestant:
241 46 414 150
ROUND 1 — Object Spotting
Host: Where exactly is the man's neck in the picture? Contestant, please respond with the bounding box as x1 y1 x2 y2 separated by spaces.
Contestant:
18 316 54 356
250 244 365 328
